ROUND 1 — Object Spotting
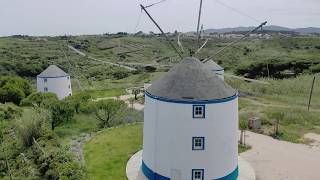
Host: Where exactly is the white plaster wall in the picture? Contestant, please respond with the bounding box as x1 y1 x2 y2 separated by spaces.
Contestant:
142 95 238 180
37 76 72 100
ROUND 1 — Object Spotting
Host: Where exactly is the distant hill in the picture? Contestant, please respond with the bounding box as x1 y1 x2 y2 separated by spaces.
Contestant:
204 25 320 34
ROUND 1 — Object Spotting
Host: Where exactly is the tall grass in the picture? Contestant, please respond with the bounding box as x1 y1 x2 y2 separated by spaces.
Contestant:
16 109 47 147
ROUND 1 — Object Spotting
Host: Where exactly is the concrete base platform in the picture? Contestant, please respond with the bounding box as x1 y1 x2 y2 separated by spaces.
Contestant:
126 150 255 180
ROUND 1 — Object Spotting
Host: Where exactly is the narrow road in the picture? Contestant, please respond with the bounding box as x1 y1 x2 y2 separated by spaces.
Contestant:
241 131 320 180
94 93 144 111
68 45 136 71
243 97 320 112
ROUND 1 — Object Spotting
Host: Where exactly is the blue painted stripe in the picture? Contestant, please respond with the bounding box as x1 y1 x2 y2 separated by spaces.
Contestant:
142 161 170 180
142 161 238 180
214 166 238 180
145 91 238 104
212 69 224 72
37 75 69 78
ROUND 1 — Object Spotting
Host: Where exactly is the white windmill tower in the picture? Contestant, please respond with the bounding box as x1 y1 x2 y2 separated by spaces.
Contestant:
142 57 239 180
37 65 72 100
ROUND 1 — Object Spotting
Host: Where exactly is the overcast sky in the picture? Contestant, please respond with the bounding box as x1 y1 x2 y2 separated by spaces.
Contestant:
0 0 319 36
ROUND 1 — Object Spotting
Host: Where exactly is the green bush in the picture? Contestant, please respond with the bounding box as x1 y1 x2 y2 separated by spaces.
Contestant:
31 132 87 179
50 101 74 130
112 70 129 80
79 102 95 114
121 108 143 124
309 64 320 73
20 92 58 108
64 92 91 113
0 76 33 105
235 60 313 79
0 104 22 120
91 99 126 128
144 66 157 73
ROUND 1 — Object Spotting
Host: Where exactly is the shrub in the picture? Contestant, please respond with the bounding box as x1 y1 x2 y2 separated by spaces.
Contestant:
91 99 126 128
64 92 91 113
17 112 46 147
31 133 87 179
309 64 320 73
0 84 25 105
50 101 74 130
20 92 58 108
112 70 129 80
0 104 22 120
0 76 33 105
144 66 157 73
121 108 143 124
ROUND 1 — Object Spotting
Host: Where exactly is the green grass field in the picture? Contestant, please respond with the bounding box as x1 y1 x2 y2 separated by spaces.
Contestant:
84 123 143 180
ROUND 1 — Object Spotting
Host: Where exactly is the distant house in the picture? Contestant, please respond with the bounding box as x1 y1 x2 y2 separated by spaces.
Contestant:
37 65 72 100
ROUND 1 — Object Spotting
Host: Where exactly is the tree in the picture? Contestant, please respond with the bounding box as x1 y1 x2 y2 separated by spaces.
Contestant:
132 88 140 100
64 92 91 113
50 101 74 130
92 99 126 128
0 84 25 105
20 92 58 108
0 76 33 105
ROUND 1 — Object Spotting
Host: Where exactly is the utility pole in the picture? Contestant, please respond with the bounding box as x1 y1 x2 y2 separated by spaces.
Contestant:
140 4 183 59
307 76 316 111
267 63 270 78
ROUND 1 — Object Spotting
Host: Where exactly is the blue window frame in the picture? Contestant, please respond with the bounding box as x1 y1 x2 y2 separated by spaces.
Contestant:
192 137 205 150
192 169 204 180
44 87 48 92
193 105 205 118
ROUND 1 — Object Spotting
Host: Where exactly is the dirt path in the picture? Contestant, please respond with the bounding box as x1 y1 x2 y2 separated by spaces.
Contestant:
304 133 320 150
68 45 136 71
243 97 320 112
69 133 94 165
240 131 320 180
94 94 145 111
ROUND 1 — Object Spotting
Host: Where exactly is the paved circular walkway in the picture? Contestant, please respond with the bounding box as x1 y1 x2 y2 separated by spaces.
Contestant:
126 150 255 180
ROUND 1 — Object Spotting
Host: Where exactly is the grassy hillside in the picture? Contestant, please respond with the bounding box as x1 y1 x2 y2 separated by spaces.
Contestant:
1 35 319 81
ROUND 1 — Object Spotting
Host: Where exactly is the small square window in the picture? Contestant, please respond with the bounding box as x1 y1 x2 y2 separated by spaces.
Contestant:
192 169 204 180
193 105 205 118
44 78 47 83
44 87 48 92
192 137 205 150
